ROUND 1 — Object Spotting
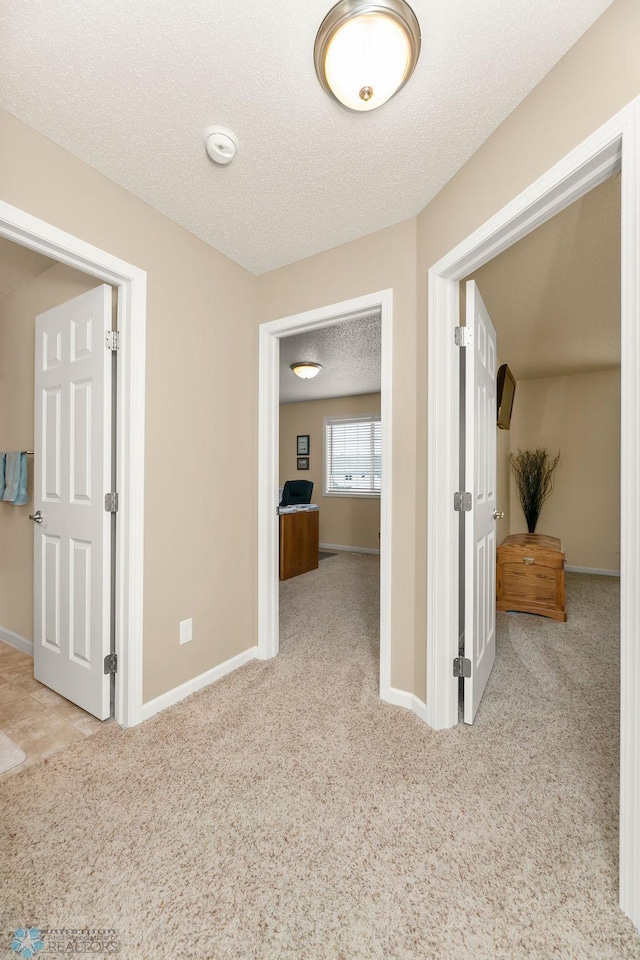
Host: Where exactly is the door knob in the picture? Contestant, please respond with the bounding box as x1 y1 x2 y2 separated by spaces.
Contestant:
493 510 504 520
28 510 43 524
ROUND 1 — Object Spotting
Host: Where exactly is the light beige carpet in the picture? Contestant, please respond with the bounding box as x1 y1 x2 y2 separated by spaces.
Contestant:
1 556 639 959
0 730 26 774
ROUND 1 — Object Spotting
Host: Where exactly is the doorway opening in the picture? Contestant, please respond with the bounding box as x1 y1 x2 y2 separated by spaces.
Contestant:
277 314 382 686
258 289 393 702
0 244 120 772
459 171 621 722
0 199 147 730
463 171 620 567
426 101 640 925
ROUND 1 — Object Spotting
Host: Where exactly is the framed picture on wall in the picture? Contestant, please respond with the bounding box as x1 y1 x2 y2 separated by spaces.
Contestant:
297 435 310 456
297 457 309 471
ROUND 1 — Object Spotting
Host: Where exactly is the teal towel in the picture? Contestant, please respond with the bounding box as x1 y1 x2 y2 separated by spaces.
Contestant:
16 453 28 505
0 454 5 499
2 452 28 505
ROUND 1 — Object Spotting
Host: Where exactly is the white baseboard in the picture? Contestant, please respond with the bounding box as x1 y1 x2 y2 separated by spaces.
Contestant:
0 626 33 657
142 646 259 721
384 686 428 723
320 542 380 556
565 566 620 577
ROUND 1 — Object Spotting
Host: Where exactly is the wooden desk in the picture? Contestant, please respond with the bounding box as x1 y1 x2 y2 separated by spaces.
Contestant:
279 509 319 581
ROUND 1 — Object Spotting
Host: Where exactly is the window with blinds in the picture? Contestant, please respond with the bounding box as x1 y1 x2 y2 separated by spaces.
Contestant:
324 415 381 497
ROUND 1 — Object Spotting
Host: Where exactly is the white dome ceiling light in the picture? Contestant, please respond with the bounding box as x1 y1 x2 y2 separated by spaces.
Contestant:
291 362 323 380
314 0 421 112
203 125 239 165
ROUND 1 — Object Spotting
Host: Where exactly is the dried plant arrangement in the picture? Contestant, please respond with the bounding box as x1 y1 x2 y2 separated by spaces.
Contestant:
510 448 561 534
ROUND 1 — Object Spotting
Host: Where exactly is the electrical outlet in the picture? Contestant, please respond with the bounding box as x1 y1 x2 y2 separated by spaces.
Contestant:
179 618 193 645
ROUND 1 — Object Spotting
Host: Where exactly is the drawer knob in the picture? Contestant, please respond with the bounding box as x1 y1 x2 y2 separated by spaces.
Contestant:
523 557 535 565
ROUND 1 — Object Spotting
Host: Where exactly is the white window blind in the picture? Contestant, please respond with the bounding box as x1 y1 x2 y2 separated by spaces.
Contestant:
324 415 381 497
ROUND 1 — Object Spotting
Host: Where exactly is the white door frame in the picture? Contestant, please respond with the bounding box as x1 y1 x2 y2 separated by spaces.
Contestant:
426 97 640 926
258 290 393 701
0 200 146 728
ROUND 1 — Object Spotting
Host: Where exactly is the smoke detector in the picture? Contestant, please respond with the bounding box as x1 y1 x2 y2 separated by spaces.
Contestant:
203 126 238 165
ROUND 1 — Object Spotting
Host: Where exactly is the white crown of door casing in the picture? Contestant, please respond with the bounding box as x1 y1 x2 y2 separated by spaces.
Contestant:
0 200 146 728
426 97 640 929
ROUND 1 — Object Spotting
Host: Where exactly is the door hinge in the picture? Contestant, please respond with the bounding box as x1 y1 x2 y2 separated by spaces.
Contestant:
454 326 472 347
104 653 117 675
105 330 120 351
104 492 119 513
454 491 472 512
453 656 471 679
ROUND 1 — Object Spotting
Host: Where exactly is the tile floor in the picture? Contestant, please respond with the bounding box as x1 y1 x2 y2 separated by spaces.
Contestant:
0 640 106 779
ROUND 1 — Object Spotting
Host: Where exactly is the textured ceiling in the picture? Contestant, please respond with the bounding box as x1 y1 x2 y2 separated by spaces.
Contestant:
0 0 614 275
0 238 56 299
280 314 381 404
465 173 620 381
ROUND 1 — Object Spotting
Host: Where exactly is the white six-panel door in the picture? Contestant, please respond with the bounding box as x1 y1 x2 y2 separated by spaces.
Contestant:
33 285 112 720
464 280 497 724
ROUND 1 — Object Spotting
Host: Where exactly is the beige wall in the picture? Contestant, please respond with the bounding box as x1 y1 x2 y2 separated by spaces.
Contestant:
258 220 417 692
416 0 640 700
280 395 381 551
0 263 103 640
0 109 259 704
509 370 620 571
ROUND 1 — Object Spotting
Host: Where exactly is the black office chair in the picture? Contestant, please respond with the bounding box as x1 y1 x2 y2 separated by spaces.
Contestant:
280 480 313 507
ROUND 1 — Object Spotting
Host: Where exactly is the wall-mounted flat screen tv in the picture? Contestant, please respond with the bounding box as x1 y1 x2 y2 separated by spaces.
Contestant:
497 364 516 430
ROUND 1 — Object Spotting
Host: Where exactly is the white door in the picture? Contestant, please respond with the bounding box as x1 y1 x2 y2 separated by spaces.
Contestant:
463 280 497 723
33 285 113 720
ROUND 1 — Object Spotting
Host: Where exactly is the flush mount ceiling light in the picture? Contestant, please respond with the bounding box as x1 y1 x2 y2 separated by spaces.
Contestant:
291 362 323 380
314 0 421 112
